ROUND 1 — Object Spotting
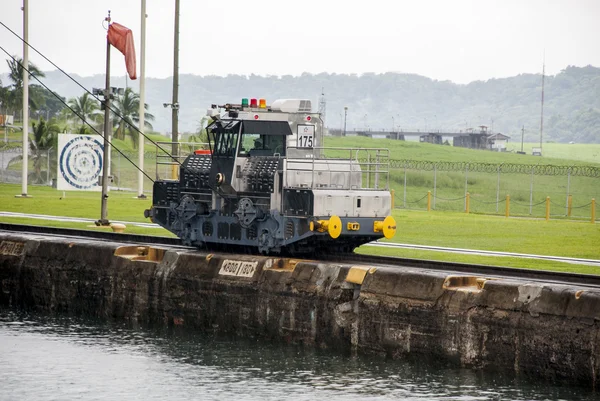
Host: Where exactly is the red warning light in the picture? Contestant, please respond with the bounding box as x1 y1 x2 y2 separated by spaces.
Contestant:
306 115 312 121
254 114 259 120
250 98 258 108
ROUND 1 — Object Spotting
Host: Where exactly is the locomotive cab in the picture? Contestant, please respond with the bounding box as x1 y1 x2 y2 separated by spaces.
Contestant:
146 98 396 255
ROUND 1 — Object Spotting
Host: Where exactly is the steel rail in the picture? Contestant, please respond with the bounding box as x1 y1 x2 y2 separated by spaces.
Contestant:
366 241 600 267
1 222 599 287
0 222 182 247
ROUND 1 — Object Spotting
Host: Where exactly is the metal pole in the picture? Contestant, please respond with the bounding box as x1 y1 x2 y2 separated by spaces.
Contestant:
375 150 380 189
403 163 407 208
46 148 50 185
19 0 29 197
529 166 534 215
566 167 571 216
99 16 111 226
464 164 468 210
117 151 121 191
367 153 371 188
539 55 545 154
521 125 524 153
343 106 347 136
171 0 180 174
496 164 501 213
433 164 437 210
137 0 147 198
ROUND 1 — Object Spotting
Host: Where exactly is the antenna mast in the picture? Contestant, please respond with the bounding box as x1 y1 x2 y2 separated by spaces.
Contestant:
318 87 326 126
539 52 545 154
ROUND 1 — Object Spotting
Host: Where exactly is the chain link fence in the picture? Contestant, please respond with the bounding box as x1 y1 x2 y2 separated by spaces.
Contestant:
390 159 599 221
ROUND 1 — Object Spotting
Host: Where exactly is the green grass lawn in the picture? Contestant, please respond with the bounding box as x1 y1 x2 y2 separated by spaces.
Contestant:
0 184 151 222
1 183 598 274
323 136 600 166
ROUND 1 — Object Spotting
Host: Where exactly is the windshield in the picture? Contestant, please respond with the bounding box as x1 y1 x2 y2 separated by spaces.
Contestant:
239 133 285 157
207 120 240 157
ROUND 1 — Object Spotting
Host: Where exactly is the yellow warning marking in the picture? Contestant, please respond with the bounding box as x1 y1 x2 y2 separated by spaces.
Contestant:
346 265 377 285
263 258 301 272
443 275 489 292
114 246 166 262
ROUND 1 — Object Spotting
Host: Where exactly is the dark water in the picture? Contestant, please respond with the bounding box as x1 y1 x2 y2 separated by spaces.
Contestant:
0 308 595 401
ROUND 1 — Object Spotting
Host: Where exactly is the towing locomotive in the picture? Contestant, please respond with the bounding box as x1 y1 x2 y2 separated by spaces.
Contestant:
145 98 396 255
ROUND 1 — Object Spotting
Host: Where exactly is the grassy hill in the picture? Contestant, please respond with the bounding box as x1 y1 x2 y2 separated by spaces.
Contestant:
323 136 600 166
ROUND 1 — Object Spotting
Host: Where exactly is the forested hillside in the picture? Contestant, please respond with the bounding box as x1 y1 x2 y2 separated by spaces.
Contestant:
2 65 599 143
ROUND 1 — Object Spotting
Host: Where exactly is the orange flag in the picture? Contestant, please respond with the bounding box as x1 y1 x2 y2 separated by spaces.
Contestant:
107 22 137 80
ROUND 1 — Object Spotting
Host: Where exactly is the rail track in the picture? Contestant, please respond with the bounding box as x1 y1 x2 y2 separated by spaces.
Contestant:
1 222 599 288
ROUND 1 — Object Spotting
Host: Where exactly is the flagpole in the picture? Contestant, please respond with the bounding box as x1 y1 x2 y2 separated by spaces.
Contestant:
171 0 180 179
137 0 147 199
17 0 30 198
98 11 112 226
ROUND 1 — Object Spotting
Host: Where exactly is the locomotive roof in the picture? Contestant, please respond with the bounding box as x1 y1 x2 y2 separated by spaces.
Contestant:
207 119 293 136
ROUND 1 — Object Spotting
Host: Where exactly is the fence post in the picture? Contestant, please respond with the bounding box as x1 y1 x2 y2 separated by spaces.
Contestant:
568 195 572 217
464 163 469 211
390 189 395 210
545 196 550 221
427 191 431 212
403 163 407 208
593 198 596 224
565 167 571 216
505 194 510 218
496 164 502 213
466 192 470 214
529 167 534 215
433 164 437 210
117 151 121 191
367 153 371 188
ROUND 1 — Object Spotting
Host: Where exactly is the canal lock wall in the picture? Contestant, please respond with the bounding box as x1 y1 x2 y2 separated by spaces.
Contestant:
0 234 599 387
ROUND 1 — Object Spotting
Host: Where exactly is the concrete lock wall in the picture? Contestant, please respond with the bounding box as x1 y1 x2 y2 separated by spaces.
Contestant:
0 234 599 387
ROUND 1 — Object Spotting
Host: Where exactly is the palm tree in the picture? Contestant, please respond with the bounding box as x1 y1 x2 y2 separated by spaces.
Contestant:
8 117 59 183
7 56 45 89
6 56 45 118
111 87 154 149
67 92 100 126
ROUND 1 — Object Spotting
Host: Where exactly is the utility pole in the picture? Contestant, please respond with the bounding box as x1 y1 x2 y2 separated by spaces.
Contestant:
98 10 112 226
539 53 545 154
318 87 326 126
521 125 525 153
343 106 348 137
17 0 30 198
171 0 180 179
137 0 147 199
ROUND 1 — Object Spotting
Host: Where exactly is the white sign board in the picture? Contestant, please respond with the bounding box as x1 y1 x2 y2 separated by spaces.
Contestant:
218 259 258 278
57 134 104 191
297 124 314 148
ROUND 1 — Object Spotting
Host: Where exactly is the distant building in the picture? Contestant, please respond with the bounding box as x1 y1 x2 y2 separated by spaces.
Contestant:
453 126 490 149
419 133 443 144
487 133 510 152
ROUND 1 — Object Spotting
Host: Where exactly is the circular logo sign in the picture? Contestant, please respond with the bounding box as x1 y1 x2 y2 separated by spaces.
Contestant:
59 136 104 189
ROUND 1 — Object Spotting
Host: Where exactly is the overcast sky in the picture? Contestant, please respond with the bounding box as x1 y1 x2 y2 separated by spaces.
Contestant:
0 0 598 84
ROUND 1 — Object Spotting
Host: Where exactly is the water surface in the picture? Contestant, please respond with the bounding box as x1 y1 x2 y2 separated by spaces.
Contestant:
0 308 594 400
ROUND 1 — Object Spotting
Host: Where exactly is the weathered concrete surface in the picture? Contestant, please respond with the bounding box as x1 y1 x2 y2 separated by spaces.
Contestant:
1 234 599 387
